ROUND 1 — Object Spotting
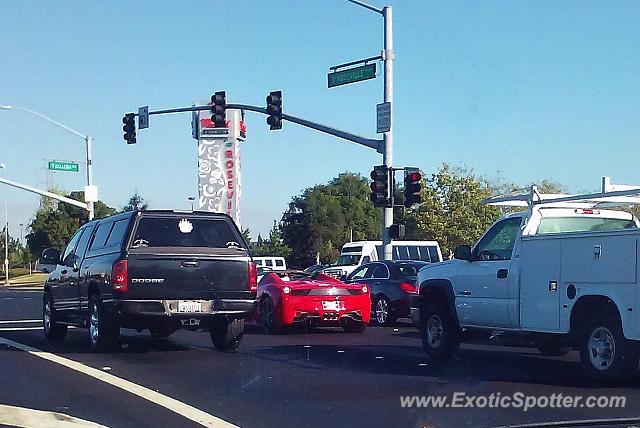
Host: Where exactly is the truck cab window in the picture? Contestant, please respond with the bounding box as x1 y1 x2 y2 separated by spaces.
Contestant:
474 217 522 261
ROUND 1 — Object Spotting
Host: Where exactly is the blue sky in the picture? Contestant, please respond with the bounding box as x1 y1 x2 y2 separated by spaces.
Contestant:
1 0 639 242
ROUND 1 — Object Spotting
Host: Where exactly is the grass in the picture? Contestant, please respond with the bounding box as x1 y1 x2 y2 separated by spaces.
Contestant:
3 272 47 286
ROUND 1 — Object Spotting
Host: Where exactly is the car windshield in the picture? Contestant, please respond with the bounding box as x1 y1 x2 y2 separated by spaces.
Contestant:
332 255 361 266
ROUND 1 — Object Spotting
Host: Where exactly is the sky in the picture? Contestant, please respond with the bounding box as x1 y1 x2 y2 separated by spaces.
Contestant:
1 0 639 243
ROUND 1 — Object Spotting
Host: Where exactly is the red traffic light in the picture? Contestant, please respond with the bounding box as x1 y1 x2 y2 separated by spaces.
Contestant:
408 171 422 182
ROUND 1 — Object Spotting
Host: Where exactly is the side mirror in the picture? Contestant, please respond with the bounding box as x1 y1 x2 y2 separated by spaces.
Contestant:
340 274 347 282
41 247 61 265
454 245 473 261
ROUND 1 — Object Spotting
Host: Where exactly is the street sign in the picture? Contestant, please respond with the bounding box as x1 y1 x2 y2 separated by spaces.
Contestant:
138 106 149 129
328 63 376 88
376 102 391 133
48 161 79 172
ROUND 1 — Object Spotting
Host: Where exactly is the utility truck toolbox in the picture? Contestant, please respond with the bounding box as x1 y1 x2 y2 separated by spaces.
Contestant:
412 177 640 378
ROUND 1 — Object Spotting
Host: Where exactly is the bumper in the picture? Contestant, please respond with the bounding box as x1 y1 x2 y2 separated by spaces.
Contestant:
280 294 371 325
115 298 257 328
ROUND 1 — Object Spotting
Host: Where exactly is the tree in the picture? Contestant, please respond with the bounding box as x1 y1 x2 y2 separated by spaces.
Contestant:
122 192 148 212
26 191 116 257
281 172 380 268
255 221 291 258
403 164 503 257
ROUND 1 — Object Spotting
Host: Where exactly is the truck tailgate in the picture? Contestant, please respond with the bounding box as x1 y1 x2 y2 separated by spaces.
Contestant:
126 247 251 300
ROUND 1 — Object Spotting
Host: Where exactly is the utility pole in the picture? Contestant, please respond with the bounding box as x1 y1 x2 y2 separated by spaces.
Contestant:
382 5 394 261
4 199 9 286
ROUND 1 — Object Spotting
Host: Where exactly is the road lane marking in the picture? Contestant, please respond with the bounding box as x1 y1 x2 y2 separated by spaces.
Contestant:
0 404 107 428
0 320 41 324
0 337 238 428
0 327 43 331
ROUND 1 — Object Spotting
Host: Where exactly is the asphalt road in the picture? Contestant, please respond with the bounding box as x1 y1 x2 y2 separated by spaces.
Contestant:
1 286 640 428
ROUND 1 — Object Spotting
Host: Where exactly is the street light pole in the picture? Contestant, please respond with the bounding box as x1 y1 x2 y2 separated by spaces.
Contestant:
345 1 394 260
1 163 8 286
0 106 95 220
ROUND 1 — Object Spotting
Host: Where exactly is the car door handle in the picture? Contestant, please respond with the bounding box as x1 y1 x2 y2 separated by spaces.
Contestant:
497 269 508 279
61 269 68 275
458 290 472 296
181 261 199 268
373 282 381 286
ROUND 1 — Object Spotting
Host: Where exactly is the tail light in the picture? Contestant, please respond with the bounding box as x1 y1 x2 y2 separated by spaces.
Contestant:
248 261 257 292
399 282 418 294
112 259 128 292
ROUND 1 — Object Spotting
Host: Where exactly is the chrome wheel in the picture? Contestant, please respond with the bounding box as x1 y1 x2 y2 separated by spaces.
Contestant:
90 303 99 344
426 314 444 349
43 300 51 333
375 298 389 324
588 326 615 371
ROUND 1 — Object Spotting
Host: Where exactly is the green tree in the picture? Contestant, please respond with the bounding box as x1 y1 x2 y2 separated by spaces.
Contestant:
26 191 116 256
122 192 148 212
281 172 380 267
403 164 503 257
255 221 291 258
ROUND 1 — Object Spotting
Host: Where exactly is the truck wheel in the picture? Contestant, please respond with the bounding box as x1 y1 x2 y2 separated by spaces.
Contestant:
210 318 244 352
579 315 638 378
43 292 67 341
420 303 458 360
88 295 119 352
537 343 571 357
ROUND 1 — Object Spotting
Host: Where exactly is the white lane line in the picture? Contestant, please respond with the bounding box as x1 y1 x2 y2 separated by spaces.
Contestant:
0 337 238 428
0 327 42 332
0 403 107 428
0 320 41 324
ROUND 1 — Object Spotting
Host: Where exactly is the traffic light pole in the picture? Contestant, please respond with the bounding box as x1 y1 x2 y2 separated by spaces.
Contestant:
382 5 394 261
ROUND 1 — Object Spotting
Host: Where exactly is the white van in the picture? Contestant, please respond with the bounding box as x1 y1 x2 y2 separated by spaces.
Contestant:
323 240 442 278
253 256 287 271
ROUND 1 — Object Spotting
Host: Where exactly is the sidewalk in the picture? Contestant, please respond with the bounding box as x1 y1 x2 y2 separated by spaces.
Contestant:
1 273 46 289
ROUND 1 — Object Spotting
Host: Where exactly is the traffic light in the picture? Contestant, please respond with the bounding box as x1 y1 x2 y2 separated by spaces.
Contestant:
403 168 423 208
122 113 136 144
370 165 390 207
266 90 282 130
211 91 226 128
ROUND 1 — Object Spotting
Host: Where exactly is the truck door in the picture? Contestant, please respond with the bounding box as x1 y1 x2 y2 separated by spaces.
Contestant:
51 227 85 319
519 237 560 332
455 217 522 328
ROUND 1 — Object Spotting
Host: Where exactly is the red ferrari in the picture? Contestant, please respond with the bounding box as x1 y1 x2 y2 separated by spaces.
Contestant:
256 271 370 334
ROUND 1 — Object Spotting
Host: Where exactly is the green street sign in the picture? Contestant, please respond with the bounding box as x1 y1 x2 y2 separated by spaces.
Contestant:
328 63 376 88
48 161 79 172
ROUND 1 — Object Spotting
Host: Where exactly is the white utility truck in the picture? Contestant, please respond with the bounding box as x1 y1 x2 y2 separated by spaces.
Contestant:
411 178 640 377
323 240 442 279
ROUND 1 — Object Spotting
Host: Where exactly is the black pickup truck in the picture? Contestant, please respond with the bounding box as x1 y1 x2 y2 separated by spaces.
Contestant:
42 210 257 352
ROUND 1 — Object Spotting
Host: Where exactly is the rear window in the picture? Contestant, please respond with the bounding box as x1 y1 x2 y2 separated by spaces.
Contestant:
275 259 284 267
537 217 636 235
397 262 426 277
130 217 242 248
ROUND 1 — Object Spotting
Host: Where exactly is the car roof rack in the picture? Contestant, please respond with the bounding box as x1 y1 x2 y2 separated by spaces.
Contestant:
483 177 640 208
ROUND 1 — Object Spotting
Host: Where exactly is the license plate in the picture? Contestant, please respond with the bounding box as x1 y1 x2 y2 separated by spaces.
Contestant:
178 300 202 313
322 300 343 311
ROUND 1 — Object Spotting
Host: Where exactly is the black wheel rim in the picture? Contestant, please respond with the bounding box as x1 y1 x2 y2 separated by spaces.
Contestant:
262 300 273 333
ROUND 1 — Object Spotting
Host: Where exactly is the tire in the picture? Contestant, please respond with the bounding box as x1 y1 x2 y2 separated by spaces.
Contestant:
373 296 396 326
579 314 638 378
43 292 67 341
537 343 571 357
210 318 244 352
88 295 119 352
342 321 366 333
260 297 279 334
420 302 459 360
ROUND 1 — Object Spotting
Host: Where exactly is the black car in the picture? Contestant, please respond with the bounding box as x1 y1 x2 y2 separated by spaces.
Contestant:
345 260 428 326
42 210 257 352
